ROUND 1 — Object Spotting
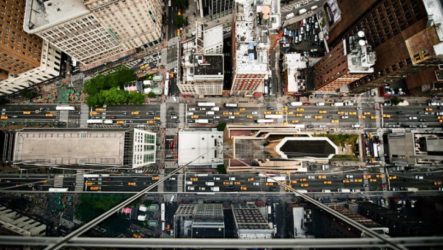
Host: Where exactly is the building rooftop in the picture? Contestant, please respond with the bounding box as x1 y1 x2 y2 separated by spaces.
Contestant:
178 130 224 166
284 53 307 93
345 34 376 73
193 55 224 76
24 0 89 33
13 129 125 166
233 0 273 74
277 138 337 159
204 25 224 51
425 137 443 153
232 204 271 230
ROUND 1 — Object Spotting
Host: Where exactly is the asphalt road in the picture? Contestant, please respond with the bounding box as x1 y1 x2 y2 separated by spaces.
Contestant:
88 104 161 127
3 168 440 193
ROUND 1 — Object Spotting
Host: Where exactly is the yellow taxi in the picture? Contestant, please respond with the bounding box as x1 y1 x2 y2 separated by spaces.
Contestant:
318 175 327 180
358 115 366 119
190 177 198 182
296 108 304 112
264 111 272 115
342 179 350 184
90 186 100 191
147 120 155 125
433 181 442 186
364 112 371 116
116 120 125 125
299 178 307 182
89 111 98 116
247 177 255 182
383 114 391 118
319 110 327 114
234 181 241 185
300 183 309 188
363 174 371 179
23 111 31 115
247 115 253 119
128 182 137 186
425 107 433 112
369 178 377 183
371 115 377 120
288 111 294 115
239 108 246 112
154 116 161 120
331 119 339 124
234 112 240 116
275 111 283 115
291 120 299 124
349 111 357 116
389 175 397 180
291 180 298 184
240 186 248 191
354 178 363 183
152 176 160 181
95 108 105 112
191 115 199 119
337 111 345 115
323 180 332 185
265 182 274 186
376 174 385 179
314 115 323 119
295 113 303 117
45 112 54 117
0 115 8 120
223 181 232 186
85 181 93 186
131 111 140 115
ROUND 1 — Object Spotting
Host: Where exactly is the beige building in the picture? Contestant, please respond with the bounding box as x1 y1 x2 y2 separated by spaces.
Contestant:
0 0 61 95
23 0 163 67
179 25 224 97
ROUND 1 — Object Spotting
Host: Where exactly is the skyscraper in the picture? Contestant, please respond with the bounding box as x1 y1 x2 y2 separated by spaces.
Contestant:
23 0 163 68
230 0 280 96
0 0 43 76
313 32 376 92
328 0 441 93
0 0 61 95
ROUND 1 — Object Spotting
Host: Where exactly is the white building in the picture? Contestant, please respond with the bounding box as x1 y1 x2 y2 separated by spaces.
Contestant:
0 206 46 236
178 130 223 167
0 41 61 95
232 204 274 239
13 128 155 168
179 25 224 97
230 0 280 96
84 0 163 50
283 53 307 95
23 0 163 67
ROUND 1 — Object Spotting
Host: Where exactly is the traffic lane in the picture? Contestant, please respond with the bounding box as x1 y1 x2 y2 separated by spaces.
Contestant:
0 104 58 112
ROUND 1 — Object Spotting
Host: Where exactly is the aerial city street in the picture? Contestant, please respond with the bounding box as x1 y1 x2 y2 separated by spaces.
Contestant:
0 0 443 249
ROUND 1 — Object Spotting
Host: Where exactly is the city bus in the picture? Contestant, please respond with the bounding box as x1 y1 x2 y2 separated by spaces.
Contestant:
104 119 113 124
224 103 238 108
56 105 75 111
195 119 210 124
265 114 283 119
256 119 274 123
267 175 287 183
197 102 215 107
48 188 68 192
164 80 169 96
87 119 103 124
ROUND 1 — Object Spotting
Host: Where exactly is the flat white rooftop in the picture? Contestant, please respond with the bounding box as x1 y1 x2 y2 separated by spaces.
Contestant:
14 130 125 166
25 0 89 33
178 130 223 166
204 25 223 51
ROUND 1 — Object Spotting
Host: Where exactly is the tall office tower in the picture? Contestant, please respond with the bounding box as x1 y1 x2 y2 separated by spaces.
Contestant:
0 0 61 95
83 0 163 50
329 0 443 93
179 25 224 97
230 0 280 96
196 0 234 19
0 0 43 76
23 0 163 68
313 32 376 92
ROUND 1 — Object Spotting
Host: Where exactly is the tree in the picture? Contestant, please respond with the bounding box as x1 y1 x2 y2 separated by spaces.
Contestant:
390 96 403 106
21 89 38 100
100 87 128 105
147 92 157 98
217 122 226 131
127 92 145 104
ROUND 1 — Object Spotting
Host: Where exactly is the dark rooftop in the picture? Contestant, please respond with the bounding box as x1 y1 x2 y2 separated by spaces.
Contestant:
193 55 224 76
280 139 336 158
